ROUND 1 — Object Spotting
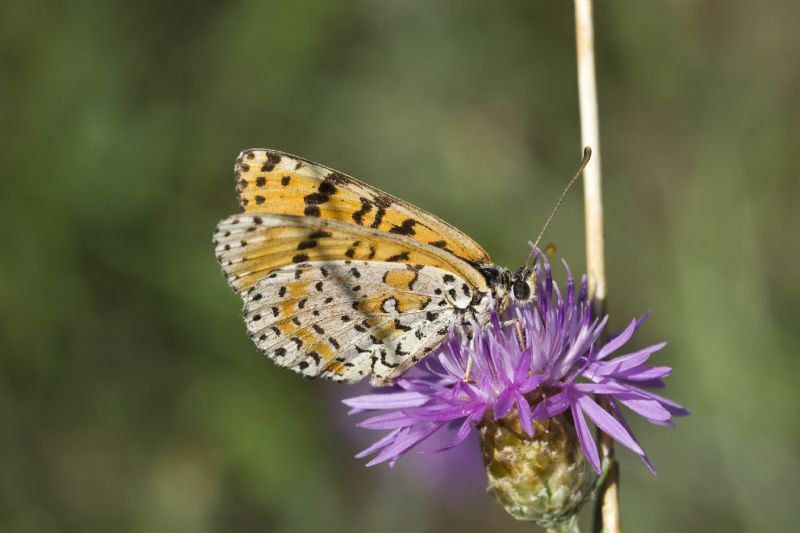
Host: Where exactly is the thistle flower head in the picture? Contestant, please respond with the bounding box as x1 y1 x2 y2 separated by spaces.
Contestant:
342 257 688 525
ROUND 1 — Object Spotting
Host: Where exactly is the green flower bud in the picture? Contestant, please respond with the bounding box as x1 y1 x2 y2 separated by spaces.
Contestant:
479 409 596 531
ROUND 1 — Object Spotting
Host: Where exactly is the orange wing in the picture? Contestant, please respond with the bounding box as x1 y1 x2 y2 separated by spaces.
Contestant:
233 149 493 269
213 213 489 296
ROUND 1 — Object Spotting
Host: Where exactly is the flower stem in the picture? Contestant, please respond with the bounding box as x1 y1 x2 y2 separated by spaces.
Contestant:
573 1 620 532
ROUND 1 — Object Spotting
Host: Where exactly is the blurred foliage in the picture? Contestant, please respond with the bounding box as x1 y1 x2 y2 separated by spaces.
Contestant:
1 0 799 531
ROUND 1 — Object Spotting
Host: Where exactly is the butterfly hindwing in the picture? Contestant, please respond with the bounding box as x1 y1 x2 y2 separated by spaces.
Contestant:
241 260 468 384
234 149 493 269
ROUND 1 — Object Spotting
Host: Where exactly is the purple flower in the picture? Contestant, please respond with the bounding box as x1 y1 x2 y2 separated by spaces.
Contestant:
343 259 689 475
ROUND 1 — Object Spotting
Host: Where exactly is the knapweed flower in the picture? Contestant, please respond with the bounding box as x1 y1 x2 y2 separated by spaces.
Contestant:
343 258 688 527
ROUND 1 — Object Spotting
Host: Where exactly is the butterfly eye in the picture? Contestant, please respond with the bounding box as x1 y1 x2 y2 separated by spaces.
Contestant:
512 279 531 301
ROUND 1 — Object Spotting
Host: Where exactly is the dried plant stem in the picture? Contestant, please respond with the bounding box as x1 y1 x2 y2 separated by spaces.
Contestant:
573 1 619 532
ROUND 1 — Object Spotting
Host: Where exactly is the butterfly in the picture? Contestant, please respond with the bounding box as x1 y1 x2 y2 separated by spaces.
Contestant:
213 148 590 385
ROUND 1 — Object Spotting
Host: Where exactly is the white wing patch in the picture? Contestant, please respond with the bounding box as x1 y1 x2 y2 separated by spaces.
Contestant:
240 260 473 384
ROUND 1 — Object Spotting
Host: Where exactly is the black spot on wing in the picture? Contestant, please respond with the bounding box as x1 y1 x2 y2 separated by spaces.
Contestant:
318 179 337 195
325 171 350 185
304 192 330 205
370 206 386 229
389 219 417 236
386 251 410 262
380 349 399 368
261 153 282 172
352 198 373 225
368 195 392 229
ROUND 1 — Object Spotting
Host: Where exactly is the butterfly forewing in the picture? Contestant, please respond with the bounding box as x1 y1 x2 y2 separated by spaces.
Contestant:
234 149 492 269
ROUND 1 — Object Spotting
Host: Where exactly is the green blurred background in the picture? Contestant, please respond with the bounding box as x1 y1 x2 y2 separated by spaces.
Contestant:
2 1 798 531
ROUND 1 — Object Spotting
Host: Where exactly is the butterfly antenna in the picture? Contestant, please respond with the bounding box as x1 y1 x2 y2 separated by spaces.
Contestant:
524 147 592 271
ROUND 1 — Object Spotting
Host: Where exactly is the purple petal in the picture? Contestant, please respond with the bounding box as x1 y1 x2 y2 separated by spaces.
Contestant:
609 399 657 475
521 373 545 393
515 391 534 436
513 347 533 384
588 343 666 377
531 390 570 419
358 411 417 430
366 422 441 466
576 394 644 455
355 428 401 459
494 388 515 419
636 389 691 417
571 400 601 474
342 391 431 410
615 365 673 382
404 402 483 422
419 416 476 454
616 395 672 422
597 319 637 360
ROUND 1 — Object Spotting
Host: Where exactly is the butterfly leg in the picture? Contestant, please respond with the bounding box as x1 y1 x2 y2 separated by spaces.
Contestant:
464 351 475 381
499 319 526 349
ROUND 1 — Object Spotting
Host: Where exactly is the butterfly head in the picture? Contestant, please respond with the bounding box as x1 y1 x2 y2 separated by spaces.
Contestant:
480 265 535 305
510 266 536 302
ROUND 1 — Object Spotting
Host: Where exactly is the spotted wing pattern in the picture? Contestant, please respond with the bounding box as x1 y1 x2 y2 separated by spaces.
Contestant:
214 213 485 384
241 260 472 384
234 149 493 270
214 213 488 296
216 149 498 384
